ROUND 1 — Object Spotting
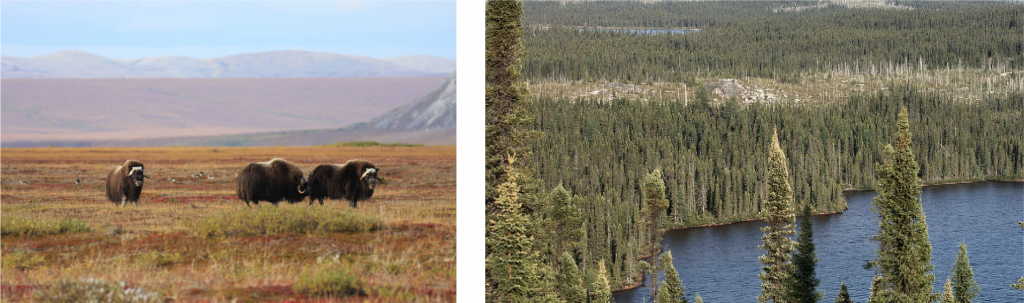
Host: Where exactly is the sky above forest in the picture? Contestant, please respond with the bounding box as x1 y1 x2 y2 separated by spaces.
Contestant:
1 1 455 59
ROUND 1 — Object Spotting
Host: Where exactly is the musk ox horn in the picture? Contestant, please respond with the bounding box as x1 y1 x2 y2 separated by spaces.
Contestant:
361 168 377 180
298 184 306 194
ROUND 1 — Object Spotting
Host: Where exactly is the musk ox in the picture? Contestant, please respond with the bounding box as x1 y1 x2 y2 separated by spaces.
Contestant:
307 159 382 208
105 159 150 207
236 158 309 207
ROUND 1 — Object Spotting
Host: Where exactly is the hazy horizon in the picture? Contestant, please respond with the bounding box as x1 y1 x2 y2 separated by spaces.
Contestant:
1 1 455 60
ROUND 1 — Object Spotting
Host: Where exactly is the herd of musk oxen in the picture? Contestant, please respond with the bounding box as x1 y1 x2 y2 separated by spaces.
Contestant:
103 158 381 208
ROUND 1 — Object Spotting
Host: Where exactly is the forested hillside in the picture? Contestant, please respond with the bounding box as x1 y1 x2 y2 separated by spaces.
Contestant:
522 2 1022 82
487 1 1024 300
529 87 1022 290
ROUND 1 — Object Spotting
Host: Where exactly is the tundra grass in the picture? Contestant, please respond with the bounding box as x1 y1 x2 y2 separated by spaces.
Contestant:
1 215 91 237
190 206 381 237
0 146 456 302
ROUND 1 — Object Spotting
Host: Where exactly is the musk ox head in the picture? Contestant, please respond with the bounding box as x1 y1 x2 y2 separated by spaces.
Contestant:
361 168 379 190
126 166 148 186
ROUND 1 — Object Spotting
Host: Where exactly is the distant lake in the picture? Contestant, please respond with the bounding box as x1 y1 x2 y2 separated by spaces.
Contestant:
577 28 700 35
614 181 1024 302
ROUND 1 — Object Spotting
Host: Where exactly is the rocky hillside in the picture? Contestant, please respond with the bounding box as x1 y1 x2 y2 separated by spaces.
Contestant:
369 72 456 131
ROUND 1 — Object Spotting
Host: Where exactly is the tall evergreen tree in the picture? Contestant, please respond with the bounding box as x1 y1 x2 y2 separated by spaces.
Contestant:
593 260 612 303
557 251 587 303
643 169 670 301
658 251 689 303
550 185 583 258
486 155 552 302
694 293 704 303
759 129 797 303
951 242 979 303
486 0 536 205
787 204 822 303
941 277 955 303
868 107 936 303
835 282 852 303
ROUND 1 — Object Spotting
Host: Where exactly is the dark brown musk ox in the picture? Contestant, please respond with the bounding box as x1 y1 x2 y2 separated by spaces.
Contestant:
105 159 150 207
307 159 383 208
236 158 309 207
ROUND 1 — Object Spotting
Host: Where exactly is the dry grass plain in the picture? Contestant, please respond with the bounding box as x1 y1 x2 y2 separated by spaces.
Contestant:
0 145 455 302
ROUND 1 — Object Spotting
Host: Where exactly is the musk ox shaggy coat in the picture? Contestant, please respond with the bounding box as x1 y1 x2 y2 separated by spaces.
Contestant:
236 158 309 207
105 159 149 207
307 160 380 208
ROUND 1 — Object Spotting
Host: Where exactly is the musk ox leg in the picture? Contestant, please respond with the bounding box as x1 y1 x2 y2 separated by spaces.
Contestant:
349 199 358 208
120 197 127 208
133 200 138 207
319 198 325 206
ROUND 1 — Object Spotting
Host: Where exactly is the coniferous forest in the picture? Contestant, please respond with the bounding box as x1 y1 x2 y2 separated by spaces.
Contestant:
486 1 1024 302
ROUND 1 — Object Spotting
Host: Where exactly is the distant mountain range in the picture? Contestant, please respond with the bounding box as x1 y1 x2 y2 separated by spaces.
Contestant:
1 72 456 147
1 50 455 78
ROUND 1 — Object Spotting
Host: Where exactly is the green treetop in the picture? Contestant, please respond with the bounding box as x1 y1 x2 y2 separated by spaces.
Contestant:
941 277 955 303
759 129 797 303
657 251 688 303
835 282 852 303
868 107 935 303
592 260 612 303
786 204 822 303
486 155 551 302
556 251 586 303
952 242 979 303
643 168 670 301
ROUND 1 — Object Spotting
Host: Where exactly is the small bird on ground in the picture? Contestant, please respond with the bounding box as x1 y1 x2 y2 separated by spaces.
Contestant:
76 175 81 185
171 177 178 182
208 175 215 180
198 172 205 177
20 178 28 185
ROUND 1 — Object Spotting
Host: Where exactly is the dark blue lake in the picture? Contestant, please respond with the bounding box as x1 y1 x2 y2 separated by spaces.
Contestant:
614 181 1024 302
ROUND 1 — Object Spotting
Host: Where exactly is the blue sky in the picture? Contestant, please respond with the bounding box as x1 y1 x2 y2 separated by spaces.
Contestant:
1 1 455 59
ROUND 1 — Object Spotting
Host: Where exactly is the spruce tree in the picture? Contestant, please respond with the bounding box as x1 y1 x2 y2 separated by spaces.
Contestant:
550 185 583 258
694 293 704 303
941 277 955 303
557 251 587 303
759 129 796 303
593 260 612 303
657 251 688 303
486 0 536 205
786 204 822 303
951 242 979 303
643 169 670 301
869 107 935 303
486 155 546 302
835 282 852 303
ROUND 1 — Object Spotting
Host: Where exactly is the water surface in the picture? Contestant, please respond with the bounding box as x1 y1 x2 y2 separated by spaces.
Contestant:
613 181 1023 302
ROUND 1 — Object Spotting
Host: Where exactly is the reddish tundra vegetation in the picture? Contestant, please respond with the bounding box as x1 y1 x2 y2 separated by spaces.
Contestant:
0 146 455 302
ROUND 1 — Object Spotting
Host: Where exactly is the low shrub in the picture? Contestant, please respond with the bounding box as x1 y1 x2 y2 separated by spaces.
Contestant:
131 251 181 269
189 206 381 237
32 278 162 303
1 216 91 237
2 251 45 270
292 267 364 297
